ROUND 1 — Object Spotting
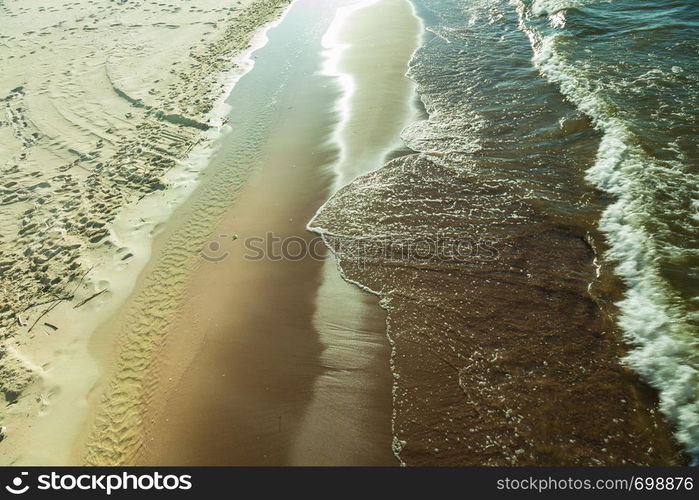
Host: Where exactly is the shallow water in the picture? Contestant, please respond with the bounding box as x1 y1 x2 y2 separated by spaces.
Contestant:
311 0 694 464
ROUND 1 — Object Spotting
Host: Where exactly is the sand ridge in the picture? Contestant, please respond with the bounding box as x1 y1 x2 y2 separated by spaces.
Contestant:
0 0 291 465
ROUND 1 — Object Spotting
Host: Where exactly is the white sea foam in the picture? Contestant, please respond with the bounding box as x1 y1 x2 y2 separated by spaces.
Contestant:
515 0 699 460
401 114 482 158
530 0 603 16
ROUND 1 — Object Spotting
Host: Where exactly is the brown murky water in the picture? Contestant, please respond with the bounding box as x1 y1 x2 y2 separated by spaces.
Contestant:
308 0 688 465
311 155 684 465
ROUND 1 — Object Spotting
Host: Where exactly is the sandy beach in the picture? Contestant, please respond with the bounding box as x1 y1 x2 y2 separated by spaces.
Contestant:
75 0 420 465
0 0 292 465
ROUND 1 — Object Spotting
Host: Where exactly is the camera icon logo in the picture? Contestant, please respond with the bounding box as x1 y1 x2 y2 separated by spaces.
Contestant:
5 472 29 495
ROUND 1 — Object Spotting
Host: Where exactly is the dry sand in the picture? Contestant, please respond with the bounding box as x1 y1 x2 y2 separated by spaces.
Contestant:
0 0 292 465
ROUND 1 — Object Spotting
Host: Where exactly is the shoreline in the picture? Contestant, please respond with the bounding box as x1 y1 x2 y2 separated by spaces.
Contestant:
293 0 422 464
308 0 687 465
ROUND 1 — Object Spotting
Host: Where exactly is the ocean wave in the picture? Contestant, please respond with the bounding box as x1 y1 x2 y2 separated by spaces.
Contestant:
515 0 699 460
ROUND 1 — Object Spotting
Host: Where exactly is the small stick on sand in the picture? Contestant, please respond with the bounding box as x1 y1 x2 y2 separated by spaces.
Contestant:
24 266 95 331
23 294 73 312
28 298 62 332
70 265 94 296
74 289 107 309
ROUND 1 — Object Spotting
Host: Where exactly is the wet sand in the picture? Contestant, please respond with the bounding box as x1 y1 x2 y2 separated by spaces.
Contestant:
78 0 421 465
290 0 422 465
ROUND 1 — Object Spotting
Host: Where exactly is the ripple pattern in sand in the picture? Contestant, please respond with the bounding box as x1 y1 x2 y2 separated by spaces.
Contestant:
0 0 291 456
